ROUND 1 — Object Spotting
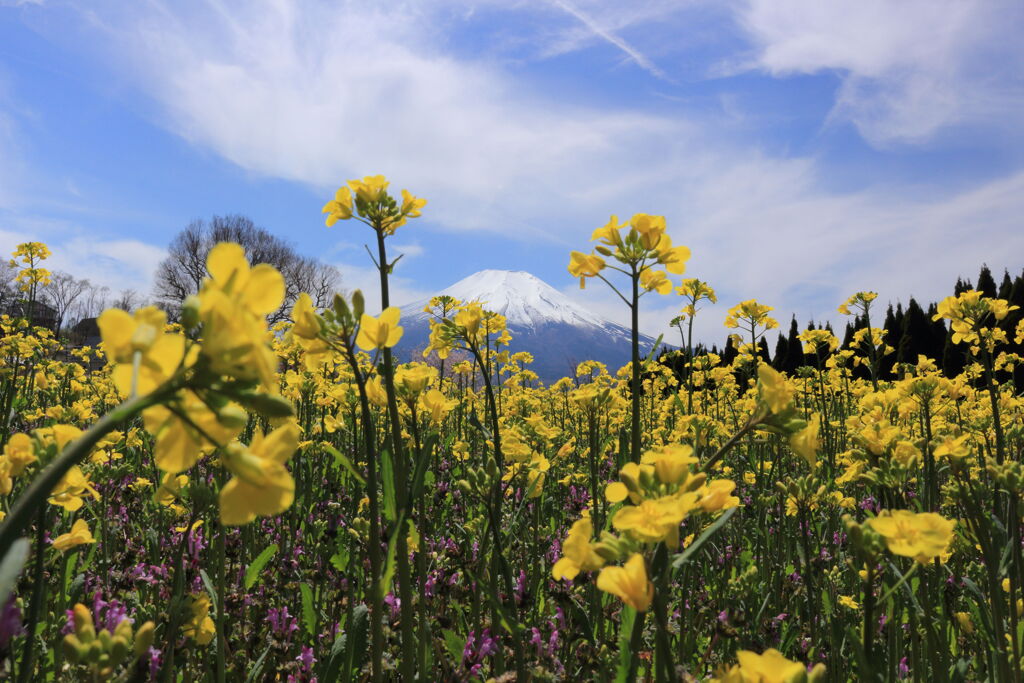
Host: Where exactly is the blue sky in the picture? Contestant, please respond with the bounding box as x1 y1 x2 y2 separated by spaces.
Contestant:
1 0 1023 343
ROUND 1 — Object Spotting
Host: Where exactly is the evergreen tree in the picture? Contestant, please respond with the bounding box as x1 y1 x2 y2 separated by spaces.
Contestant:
898 298 931 368
772 332 788 370
977 265 997 298
927 304 948 362
998 269 1014 299
784 316 802 373
881 304 901 378
942 329 967 378
721 335 738 368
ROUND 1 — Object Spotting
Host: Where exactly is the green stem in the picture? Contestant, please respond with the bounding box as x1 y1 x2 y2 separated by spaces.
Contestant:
0 389 167 561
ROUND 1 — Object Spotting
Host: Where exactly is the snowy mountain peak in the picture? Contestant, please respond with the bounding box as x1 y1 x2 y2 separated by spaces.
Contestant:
403 269 606 330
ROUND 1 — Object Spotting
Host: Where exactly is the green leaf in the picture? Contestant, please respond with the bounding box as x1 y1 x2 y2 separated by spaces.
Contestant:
443 629 465 662
300 582 315 636
321 604 369 682
62 552 79 600
377 521 402 601
672 507 737 569
0 538 29 608
245 643 273 683
615 606 637 683
381 448 397 524
244 543 279 590
200 568 218 615
641 333 665 370
329 546 349 572
322 443 365 485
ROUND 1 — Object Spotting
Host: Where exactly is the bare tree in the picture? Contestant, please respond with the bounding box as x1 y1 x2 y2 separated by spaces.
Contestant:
113 289 142 312
42 271 90 332
69 283 110 325
153 214 341 322
0 260 18 312
289 255 341 310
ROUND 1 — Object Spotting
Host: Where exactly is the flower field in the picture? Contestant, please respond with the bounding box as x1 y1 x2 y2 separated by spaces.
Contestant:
1 178 1023 682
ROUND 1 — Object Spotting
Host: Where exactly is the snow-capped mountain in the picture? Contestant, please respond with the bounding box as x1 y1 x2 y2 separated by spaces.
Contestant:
393 270 662 382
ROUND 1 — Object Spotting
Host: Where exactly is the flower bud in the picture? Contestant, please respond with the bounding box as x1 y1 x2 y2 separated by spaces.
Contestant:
180 295 201 329
135 621 156 657
110 635 130 662
63 634 83 662
352 290 365 318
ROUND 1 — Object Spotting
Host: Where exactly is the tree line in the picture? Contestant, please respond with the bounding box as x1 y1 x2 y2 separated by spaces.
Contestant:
658 264 1024 388
3 214 340 336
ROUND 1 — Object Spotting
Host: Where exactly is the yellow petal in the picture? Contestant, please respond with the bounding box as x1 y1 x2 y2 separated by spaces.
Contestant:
244 264 286 315
206 243 248 286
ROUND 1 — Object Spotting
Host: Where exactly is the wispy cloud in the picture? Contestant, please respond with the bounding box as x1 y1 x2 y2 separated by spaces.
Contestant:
730 0 1024 146
5 0 1022 342
547 0 670 80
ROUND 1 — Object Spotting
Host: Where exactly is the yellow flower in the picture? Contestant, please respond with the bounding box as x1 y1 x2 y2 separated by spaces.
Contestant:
400 189 427 218
365 375 388 407
419 389 456 425
568 251 606 289
639 268 672 295
98 306 186 397
3 433 37 476
789 418 820 467
348 175 390 204
591 215 624 246
48 466 100 511
219 422 299 526
395 363 437 396
552 516 605 580
699 480 739 512
726 648 808 683
52 519 96 553
182 593 215 646
725 299 778 331
288 293 331 367
198 242 284 390
641 444 697 485
867 510 956 564
597 553 653 612
657 244 691 275
154 473 189 507
612 493 697 545
143 391 244 473
356 307 404 351
934 435 972 461
629 213 666 250
129 477 152 491
758 365 793 414
838 595 859 610
322 186 353 226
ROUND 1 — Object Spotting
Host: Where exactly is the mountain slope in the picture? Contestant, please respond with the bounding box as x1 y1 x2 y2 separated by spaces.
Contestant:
393 270 662 382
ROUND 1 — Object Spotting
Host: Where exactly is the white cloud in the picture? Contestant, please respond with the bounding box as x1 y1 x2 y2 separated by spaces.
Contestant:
8 0 1022 348
331 260 434 312
731 0 1024 146
65 0 691 235
0 223 166 295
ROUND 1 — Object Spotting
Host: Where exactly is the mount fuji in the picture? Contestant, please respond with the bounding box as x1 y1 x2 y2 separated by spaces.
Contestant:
394 270 662 382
